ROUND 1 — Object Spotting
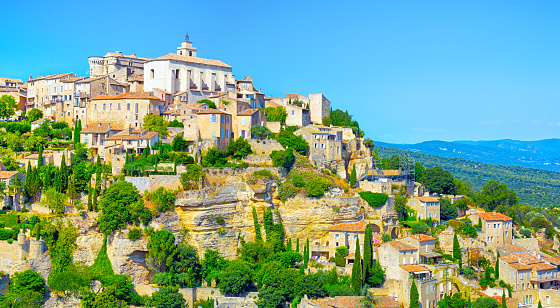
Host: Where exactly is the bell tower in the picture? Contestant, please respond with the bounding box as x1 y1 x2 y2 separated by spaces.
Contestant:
177 33 197 57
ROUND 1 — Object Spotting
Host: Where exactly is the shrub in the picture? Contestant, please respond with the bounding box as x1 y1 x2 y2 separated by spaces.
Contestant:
359 192 389 207
410 222 429 234
128 228 141 241
461 225 478 238
145 187 176 213
519 228 532 238
253 169 274 179
334 246 348 267
278 181 298 202
332 206 340 212
270 149 295 171
305 177 330 198
382 233 392 242
180 164 204 190
227 137 252 158
276 130 309 155
215 216 225 225
251 125 272 139
152 272 171 286
202 148 228 167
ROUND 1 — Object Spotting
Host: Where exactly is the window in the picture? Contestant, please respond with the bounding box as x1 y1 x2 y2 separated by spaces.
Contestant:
175 69 179 79
520 272 523 280
127 103 130 110
291 110 295 115
151 69 154 79
210 114 217 123
103 104 106 110
135 103 138 113
118 103 121 110
242 118 246 126
335 242 339 247
110 103 112 110
547 296 550 306
335 234 339 239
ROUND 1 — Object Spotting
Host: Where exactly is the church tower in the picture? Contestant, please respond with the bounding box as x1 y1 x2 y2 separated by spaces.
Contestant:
177 33 197 57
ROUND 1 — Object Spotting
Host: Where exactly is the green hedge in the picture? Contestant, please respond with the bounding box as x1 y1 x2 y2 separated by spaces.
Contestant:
358 192 389 207
0 214 19 229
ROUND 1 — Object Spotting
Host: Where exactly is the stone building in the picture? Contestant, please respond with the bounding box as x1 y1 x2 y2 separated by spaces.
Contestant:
285 103 311 127
294 124 343 165
104 128 159 156
195 109 232 151
143 39 235 103
0 78 26 112
498 252 560 307
326 219 366 262
88 51 151 83
236 108 267 139
468 212 513 250
80 123 122 157
162 102 207 124
26 73 76 117
407 197 440 223
266 93 331 125
297 295 365 308
88 92 165 129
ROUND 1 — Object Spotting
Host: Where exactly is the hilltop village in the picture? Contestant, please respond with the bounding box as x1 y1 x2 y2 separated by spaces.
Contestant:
0 38 558 308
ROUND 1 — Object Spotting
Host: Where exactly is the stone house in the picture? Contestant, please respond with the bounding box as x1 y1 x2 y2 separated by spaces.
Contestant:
266 93 331 126
162 102 207 124
0 78 26 112
294 124 343 166
81 123 123 157
285 103 311 127
399 265 438 308
498 252 560 307
31 118 49 131
326 220 366 263
88 92 165 129
104 128 159 157
88 51 151 83
236 109 267 139
403 235 437 256
196 109 232 151
379 241 419 280
26 73 76 116
407 197 440 223
20 153 54 167
0 171 25 210
468 212 513 250
297 295 365 308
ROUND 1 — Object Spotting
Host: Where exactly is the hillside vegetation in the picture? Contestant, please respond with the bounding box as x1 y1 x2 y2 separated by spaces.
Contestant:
375 146 560 207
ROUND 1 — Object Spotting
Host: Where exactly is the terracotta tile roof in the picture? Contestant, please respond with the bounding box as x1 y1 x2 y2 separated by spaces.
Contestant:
0 78 23 84
81 123 119 134
376 296 400 308
537 253 560 265
186 103 207 111
0 171 19 179
510 263 533 270
499 245 527 253
400 265 429 273
491 296 516 304
328 220 366 232
104 52 151 61
476 212 512 221
127 74 144 82
389 241 418 251
106 131 157 141
32 118 47 124
61 77 88 83
196 109 231 115
153 53 232 69
238 108 259 116
515 253 542 265
309 296 363 308
28 73 75 82
418 196 440 203
532 263 557 271
500 255 520 264
413 234 436 242
91 92 163 101
153 88 171 95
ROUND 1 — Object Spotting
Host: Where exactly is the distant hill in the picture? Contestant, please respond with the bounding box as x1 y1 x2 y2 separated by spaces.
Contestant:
374 139 560 172
375 146 560 207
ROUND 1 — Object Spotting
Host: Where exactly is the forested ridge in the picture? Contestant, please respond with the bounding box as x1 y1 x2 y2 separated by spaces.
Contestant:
376 146 560 207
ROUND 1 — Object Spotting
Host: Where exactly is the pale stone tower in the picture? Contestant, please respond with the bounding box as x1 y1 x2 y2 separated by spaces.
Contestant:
177 34 197 57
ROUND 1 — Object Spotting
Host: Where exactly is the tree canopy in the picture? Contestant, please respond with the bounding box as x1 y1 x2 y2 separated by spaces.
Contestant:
143 114 169 137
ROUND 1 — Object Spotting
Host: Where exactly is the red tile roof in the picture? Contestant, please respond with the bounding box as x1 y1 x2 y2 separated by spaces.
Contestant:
532 263 557 271
400 265 429 272
153 54 232 69
476 212 512 221
413 234 436 242
309 296 364 308
238 108 259 116
376 296 400 308
0 171 19 179
389 241 418 251
537 253 560 265
418 196 439 203
106 131 157 141
196 109 231 115
91 92 163 101
499 245 527 253
328 220 366 232
81 123 119 134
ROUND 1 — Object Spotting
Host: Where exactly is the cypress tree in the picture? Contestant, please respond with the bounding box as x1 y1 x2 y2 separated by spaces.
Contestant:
24 162 34 197
32 167 41 197
252 207 262 242
363 223 373 285
453 233 462 269
60 153 68 191
495 251 500 280
538 300 542 308
502 291 507 308
92 188 98 212
37 147 43 169
173 158 177 174
87 185 93 212
350 164 357 187
287 238 292 252
54 167 62 192
296 238 300 253
95 155 102 189
33 223 41 240
410 280 419 308
303 238 310 268
68 171 78 202
351 237 362 295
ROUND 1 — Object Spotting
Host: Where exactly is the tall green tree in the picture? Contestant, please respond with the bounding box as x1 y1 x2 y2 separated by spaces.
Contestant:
538 300 543 308
453 233 462 269
502 291 507 308
350 164 357 187
410 280 419 308
363 224 373 284
478 180 519 211
73 120 81 145
143 114 169 137
287 238 292 252
146 230 177 273
424 166 455 195
303 238 310 268
24 162 34 198
0 94 18 119
296 238 300 253
495 251 500 280
252 207 262 242
67 171 79 201
351 237 361 295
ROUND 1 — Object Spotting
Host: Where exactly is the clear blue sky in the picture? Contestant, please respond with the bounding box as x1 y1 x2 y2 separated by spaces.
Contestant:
1 0 560 144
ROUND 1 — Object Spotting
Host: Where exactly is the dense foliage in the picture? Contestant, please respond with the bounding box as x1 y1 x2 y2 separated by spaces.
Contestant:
98 181 152 234
358 192 388 207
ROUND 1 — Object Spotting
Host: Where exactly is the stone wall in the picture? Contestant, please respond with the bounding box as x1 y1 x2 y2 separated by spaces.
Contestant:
247 139 284 155
203 167 283 187
242 155 273 166
512 238 540 251
134 285 223 308
125 175 182 193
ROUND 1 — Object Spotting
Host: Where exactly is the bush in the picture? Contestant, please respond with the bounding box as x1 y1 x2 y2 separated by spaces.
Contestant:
202 148 228 167
334 246 348 267
305 177 330 198
519 228 532 238
98 181 152 234
270 149 295 171
382 233 392 242
0 228 16 241
145 187 176 213
152 272 171 286
278 181 298 202
251 125 272 139
410 222 429 234
359 192 389 207
276 130 309 155
227 137 252 158
180 164 204 190
128 228 141 241
461 224 478 238
253 169 274 179
215 215 225 225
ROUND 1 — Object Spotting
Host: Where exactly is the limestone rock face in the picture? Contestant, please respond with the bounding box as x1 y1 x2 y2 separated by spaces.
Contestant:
279 195 364 245
176 182 270 259
107 232 151 285
344 139 373 181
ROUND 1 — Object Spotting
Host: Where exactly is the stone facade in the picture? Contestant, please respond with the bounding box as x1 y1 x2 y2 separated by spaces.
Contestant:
88 51 150 83
88 92 164 129
408 196 440 223
468 211 513 251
